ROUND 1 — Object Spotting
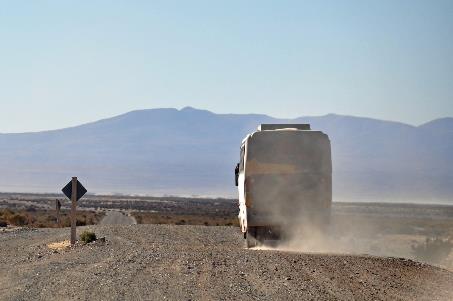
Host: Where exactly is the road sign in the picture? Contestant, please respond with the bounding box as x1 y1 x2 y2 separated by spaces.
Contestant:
61 177 87 245
62 179 87 201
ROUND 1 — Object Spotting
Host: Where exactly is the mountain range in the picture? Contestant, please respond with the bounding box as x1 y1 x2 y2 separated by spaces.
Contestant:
1 107 452 203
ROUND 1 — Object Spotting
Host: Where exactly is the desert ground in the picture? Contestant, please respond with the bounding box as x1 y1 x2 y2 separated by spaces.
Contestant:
1 193 453 300
1 225 453 301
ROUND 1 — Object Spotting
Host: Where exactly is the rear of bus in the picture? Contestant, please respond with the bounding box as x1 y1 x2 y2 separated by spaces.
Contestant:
237 124 332 246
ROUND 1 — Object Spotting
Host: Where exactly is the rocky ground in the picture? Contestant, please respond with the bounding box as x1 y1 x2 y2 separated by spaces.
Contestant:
1 224 452 301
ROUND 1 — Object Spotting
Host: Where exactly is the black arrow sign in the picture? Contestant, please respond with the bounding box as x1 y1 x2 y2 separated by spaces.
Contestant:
62 180 87 201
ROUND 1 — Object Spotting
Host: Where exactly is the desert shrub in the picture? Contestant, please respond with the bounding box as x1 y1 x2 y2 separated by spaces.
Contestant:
8 213 28 226
1 208 13 215
0 209 13 220
0 209 103 228
26 214 35 225
61 217 71 227
412 237 453 264
80 230 97 244
76 219 86 226
86 216 94 225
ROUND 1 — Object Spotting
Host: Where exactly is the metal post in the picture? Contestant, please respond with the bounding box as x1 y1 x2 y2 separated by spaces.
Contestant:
70 177 77 245
55 199 61 227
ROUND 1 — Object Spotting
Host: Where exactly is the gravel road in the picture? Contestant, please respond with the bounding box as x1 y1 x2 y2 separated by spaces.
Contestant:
99 211 137 225
0 224 452 301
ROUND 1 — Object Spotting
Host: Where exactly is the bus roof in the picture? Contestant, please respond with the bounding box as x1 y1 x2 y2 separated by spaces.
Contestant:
258 124 311 131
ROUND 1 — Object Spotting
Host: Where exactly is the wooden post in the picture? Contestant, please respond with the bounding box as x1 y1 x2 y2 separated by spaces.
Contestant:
55 199 61 227
70 177 77 245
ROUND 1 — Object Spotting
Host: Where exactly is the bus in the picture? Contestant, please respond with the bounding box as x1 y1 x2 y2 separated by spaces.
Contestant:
234 124 332 247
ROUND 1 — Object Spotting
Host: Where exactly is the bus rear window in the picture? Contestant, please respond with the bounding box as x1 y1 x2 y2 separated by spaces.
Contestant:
246 132 331 173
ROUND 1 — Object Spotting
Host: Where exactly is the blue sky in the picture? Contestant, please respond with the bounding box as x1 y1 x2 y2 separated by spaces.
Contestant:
0 0 452 132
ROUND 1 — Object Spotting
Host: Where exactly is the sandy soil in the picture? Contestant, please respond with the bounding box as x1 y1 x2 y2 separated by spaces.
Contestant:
0 224 452 301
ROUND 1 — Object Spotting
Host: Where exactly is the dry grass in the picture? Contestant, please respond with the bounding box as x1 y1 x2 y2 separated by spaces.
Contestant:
47 240 71 251
0 208 104 228
131 211 238 226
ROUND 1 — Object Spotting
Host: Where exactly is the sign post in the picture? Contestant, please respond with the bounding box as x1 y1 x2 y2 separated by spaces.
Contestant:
55 199 61 227
62 177 87 245
70 177 77 245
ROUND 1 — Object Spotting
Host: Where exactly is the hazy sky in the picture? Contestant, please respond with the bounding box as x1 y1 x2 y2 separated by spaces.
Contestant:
1 1 452 132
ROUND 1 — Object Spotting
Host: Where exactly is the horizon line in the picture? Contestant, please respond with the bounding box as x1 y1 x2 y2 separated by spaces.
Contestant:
1 106 451 135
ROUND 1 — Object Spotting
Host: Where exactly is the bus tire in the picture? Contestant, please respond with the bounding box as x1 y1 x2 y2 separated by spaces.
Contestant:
246 227 258 248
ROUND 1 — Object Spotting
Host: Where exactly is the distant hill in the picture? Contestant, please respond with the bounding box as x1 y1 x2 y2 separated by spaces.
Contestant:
0 107 452 203
419 117 453 133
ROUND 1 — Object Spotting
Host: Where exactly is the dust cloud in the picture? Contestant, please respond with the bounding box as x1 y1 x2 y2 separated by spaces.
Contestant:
251 206 453 271
255 217 382 255
244 127 453 270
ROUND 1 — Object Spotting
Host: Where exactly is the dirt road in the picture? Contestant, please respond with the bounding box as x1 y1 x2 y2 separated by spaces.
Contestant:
99 211 136 225
0 225 452 301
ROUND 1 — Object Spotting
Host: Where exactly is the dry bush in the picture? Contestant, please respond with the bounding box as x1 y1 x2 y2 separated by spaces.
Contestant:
0 208 104 228
0 209 14 222
131 212 238 226
8 213 29 226
80 230 97 244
